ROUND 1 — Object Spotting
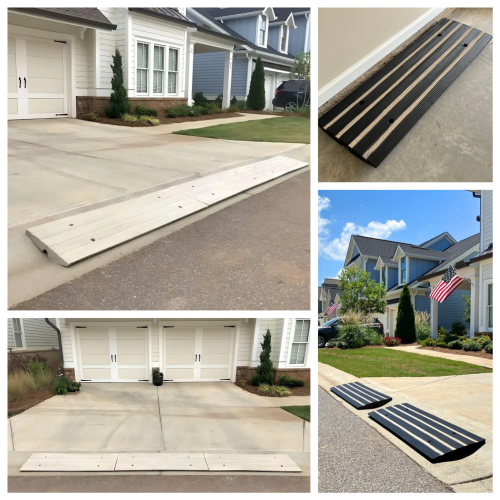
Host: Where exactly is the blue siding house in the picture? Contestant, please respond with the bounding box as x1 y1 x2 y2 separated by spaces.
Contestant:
187 7 310 110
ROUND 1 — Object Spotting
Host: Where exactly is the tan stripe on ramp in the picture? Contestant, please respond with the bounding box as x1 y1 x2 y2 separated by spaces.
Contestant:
204 453 302 472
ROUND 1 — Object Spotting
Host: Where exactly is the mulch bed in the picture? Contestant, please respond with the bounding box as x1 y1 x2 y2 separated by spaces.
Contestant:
418 346 493 360
8 389 56 418
81 112 244 127
242 109 306 117
238 383 310 397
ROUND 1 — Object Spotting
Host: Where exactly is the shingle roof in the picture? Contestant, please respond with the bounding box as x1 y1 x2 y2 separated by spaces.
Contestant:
270 8 310 23
351 236 402 259
396 243 449 259
129 8 196 27
10 8 116 29
470 243 493 263
419 232 454 247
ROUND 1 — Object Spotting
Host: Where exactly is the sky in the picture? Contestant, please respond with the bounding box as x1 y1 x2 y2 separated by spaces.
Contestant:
318 190 481 285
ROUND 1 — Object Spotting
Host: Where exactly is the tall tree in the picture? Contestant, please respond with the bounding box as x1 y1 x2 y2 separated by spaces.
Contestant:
246 57 266 111
105 48 130 118
395 285 416 343
251 329 274 386
338 267 387 315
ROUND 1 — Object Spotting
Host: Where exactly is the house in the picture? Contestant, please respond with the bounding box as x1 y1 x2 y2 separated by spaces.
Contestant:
186 8 311 110
318 278 340 324
7 7 240 119
56 318 311 384
7 318 59 351
338 227 481 336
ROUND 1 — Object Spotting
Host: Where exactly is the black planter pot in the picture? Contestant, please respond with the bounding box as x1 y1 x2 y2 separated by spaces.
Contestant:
153 375 164 386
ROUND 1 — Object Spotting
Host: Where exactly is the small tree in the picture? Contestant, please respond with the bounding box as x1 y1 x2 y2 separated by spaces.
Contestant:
463 294 471 323
105 48 130 118
338 267 387 315
246 57 265 111
251 329 274 386
395 285 416 343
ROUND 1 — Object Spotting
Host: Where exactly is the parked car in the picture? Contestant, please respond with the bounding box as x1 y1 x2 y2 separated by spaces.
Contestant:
272 80 310 111
318 317 384 347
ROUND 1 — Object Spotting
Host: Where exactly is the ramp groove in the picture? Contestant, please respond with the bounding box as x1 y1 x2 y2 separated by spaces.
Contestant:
319 18 492 167
330 382 392 409
26 156 308 266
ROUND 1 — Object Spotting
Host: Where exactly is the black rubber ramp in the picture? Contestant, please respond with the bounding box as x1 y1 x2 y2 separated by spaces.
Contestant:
330 382 392 410
319 18 492 167
368 403 486 463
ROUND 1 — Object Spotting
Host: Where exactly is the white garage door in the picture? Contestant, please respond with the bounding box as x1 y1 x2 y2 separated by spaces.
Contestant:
8 34 68 120
77 327 149 382
164 325 235 382
264 71 275 111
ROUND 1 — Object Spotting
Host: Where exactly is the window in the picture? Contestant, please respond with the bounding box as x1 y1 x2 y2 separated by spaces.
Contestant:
12 319 24 349
280 25 288 52
153 45 165 94
289 319 310 365
487 283 493 328
382 267 387 288
258 15 266 45
168 48 179 94
401 257 406 283
137 42 149 94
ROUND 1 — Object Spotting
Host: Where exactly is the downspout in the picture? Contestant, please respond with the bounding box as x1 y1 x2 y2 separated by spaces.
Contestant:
45 318 64 373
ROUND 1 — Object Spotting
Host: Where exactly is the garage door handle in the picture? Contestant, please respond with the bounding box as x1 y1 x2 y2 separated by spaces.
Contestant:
111 354 113 362
18 77 21 88
199 354 201 362
24 77 26 88
114 355 116 362
195 354 197 361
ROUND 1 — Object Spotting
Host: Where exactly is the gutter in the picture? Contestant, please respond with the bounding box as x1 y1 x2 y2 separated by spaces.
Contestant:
45 318 64 373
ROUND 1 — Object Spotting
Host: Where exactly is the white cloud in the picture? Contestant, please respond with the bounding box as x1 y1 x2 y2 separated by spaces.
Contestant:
318 195 332 237
320 219 407 261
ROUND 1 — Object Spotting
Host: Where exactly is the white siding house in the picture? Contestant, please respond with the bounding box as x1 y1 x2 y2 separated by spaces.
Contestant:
7 318 59 351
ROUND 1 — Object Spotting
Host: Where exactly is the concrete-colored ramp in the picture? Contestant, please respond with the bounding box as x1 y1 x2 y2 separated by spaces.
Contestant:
21 453 118 472
116 453 207 471
26 156 307 266
205 454 301 472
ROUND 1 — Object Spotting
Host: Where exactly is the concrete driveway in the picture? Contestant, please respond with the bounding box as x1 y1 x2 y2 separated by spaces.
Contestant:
9 383 308 453
8 116 302 226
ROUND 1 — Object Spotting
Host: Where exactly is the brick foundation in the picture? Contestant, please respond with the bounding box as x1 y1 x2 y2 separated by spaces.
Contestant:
63 368 76 382
236 366 310 384
76 96 188 118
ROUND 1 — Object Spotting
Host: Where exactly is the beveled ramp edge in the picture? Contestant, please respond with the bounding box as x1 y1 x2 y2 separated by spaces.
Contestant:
330 382 392 410
20 453 302 473
26 156 308 267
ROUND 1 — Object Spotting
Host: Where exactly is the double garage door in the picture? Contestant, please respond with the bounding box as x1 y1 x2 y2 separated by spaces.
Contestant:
8 34 69 120
76 325 235 383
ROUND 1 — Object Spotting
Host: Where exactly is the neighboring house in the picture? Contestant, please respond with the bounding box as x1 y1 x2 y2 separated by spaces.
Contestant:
318 278 340 324
57 318 311 384
7 7 240 119
7 318 59 351
187 7 311 110
338 226 482 336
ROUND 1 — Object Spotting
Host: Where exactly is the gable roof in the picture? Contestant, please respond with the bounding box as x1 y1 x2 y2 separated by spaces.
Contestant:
351 235 402 259
419 231 456 247
9 8 116 30
129 8 197 27
395 243 449 260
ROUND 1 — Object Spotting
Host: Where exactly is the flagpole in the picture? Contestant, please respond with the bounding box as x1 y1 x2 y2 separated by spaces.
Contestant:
451 264 472 284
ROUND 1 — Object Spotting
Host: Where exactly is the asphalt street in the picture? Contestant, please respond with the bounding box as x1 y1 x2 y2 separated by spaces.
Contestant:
12 172 309 310
318 387 452 493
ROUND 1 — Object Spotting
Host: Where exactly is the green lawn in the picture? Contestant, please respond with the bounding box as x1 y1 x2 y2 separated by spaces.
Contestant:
318 348 492 378
173 117 310 144
281 405 310 422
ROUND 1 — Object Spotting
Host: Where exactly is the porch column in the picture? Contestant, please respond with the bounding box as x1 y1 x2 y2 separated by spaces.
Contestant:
469 276 480 337
430 293 439 339
222 50 233 108
185 40 195 106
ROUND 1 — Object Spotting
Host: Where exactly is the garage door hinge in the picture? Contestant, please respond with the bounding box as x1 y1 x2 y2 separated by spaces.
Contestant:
224 326 235 328
163 326 174 328
136 326 147 328
75 326 86 328
220 378 230 381
54 40 67 43
55 113 68 116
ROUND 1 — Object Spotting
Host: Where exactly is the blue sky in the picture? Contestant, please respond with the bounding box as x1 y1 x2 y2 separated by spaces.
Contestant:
318 190 480 285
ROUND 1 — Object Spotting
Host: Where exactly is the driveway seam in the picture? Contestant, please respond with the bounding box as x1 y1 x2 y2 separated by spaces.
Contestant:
157 387 165 451
9 420 15 452
371 375 458 393
450 474 493 485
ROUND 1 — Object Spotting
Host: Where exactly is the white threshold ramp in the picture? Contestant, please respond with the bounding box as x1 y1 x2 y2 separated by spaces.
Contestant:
204 454 302 472
26 156 308 267
20 453 118 472
115 453 208 471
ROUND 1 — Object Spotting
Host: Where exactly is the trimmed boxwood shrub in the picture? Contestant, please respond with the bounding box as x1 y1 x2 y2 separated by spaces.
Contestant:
434 341 448 348
192 105 211 116
193 91 208 107
463 340 482 352
448 340 463 350
484 342 493 354
166 105 196 118
277 375 304 388
134 104 157 116
419 337 435 347
450 321 467 337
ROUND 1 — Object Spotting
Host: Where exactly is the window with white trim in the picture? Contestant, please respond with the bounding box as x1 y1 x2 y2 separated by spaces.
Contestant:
168 48 179 94
137 42 149 94
12 319 24 349
280 25 288 52
382 267 387 288
487 283 493 328
153 45 165 94
400 257 406 283
258 15 267 46
289 319 310 365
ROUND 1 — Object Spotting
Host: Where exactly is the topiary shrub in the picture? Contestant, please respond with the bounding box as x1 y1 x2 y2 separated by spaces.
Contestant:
193 92 208 107
105 49 130 118
484 342 493 354
448 340 463 350
395 285 416 344
463 340 481 352
277 375 304 388
246 57 266 110
251 329 274 386
134 104 157 116
419 337 435 347
230 95 238 106
434 341 448 348
450 321 467 337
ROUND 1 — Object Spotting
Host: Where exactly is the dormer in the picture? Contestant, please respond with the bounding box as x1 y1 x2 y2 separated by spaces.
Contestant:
374 257 398 289
393 245 443 285
344 238 361 268
268 12 296 54
419 232 456 251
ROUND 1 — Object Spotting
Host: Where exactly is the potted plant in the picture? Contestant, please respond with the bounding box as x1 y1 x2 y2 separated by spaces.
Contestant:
67 381 81 394
153 371 164 386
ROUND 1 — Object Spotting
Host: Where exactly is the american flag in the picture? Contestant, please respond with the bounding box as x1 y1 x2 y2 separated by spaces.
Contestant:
429 266 464 303
326 301 338 316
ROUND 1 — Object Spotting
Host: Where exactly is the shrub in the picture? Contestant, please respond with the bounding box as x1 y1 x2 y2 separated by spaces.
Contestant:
193 92 208 107
235 100 246 110
9 353 50 374
214 94 223 106
192 105 210 116
277 375 304 388
419 337 435 347
484 342 493 354
257 383 271 394
27 359 49 377
138 115 160 126
226 105 239 113
395 285 416 343
32 367 55 390
475 334 492 347
123 113 138 123
54 375 70 395
337 324 367 349
67 381 81 392
134 104 157 116
450 321 467 337
246 57 265 110
239 380 248 387
434 341 448 348
326 340 337 348
166 105 194 118
383 336 401 347
415 311 431 341
463 339 482 352
364 326 383 345
105 48 130 118
448 340 463 350
205 102 225 114
258 384 291 397
230 95 238 106
83 112 98 121
8 371 37 402
251 329 274 386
